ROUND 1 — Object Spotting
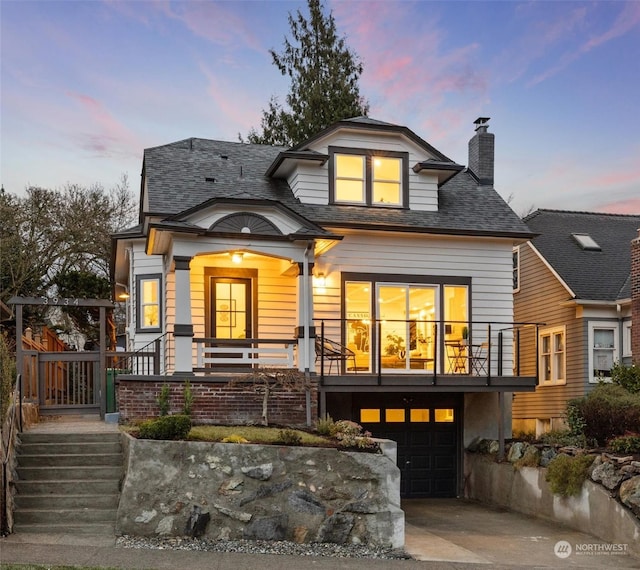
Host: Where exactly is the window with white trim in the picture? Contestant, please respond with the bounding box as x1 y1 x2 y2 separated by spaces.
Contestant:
622 320 632 358
588 321 618 382
136 274 162 332
330 147 407 207
512 247 520 292
539 326 565 385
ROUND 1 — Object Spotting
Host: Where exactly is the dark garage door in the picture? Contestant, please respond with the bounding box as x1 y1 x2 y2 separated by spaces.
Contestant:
358 395 460 498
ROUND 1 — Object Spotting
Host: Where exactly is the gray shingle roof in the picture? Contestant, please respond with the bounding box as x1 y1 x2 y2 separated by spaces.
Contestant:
141 123 533 239
524 209 640 301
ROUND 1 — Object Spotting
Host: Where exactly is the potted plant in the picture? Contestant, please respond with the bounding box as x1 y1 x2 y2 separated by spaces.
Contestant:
461 326 469 345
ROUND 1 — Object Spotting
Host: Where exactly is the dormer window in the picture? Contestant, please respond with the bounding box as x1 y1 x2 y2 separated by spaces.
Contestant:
330 147 408 207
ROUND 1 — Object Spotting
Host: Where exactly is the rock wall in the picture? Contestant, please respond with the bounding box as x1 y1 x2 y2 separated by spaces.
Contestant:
465 453 640 558
116 435 404 549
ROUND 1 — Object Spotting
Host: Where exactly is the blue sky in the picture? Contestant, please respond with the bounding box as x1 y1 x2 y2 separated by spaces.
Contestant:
1 0 639 215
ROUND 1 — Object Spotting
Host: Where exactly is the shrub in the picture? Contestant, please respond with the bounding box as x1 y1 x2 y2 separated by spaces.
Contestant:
539 429 589 448
157 383 171 416
611 362 640 394
565 400 587 436
608 435 640 454
568 384 640 446
0 332 17 424
545 454 595 497
138 414 191 440
182 380 193 416
329 419 378 451
316 414 334 436
277 428 302 446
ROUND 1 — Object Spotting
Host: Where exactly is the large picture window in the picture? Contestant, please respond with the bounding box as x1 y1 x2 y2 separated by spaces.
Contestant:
343 275 469 373
330 147 407 207
136 274 162 332
539 326 565 385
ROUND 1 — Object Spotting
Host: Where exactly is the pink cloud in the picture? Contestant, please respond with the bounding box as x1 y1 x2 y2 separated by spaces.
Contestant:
593 197 640 215
66 92 142 158
528 2 640 86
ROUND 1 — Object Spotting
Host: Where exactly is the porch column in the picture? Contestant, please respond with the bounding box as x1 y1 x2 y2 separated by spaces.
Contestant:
296 256 315 373
173 256 193 374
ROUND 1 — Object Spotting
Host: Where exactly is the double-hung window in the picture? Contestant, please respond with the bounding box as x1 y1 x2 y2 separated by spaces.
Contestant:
589 321 618 382
330 147 407 207
539 326 565 385
136 274 162 332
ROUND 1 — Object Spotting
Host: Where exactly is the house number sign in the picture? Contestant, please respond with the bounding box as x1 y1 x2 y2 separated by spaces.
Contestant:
39 297 81 306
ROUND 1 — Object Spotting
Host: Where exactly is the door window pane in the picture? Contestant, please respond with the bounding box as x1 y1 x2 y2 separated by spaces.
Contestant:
410 409 430 422
385 409 405 422
434 409 455 423
360 409 380 423
345 282 371 372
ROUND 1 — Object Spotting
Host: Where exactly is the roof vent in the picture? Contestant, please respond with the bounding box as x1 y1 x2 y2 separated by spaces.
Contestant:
205 177 215 183
572 233 601 251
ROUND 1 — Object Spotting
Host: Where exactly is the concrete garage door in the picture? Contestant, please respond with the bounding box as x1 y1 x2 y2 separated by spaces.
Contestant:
358 394 461 498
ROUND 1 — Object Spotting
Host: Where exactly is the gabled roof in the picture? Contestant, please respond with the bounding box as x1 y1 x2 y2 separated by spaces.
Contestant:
137 118 533 240
524 209 640 301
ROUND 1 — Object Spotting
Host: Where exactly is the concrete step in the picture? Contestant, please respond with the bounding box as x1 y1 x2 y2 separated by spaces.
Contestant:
15 479 121 496
14 493 120 510
12 522 116 536
20 432 121 444
19 441 123 455
14 507 117 525
17 465 123 481
18 453 123 467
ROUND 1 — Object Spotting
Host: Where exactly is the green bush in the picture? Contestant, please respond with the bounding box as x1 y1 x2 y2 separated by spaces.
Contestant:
157 383 171 416
329 419 378 451
182 380 193 416
0 332 17 424
565 400 587 436
608 435 640 454
316 414 334 436
277 428 302 446
138 414 191 440
539 429 589 448
611 362 640 394
545 454 595 497
568 384 640 446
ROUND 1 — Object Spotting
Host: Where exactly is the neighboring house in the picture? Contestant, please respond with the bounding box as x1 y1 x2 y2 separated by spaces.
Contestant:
112 116 536 498
513 210 640 436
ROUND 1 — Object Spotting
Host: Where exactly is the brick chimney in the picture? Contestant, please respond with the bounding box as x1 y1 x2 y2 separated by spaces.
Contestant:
468 117 494 186
632 229 640 364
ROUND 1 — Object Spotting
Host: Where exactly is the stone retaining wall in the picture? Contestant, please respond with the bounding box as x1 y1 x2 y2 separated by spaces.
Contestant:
465 453 640 558
116 435 404 549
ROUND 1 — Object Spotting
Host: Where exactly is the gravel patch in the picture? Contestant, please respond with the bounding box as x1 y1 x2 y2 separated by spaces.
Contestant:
117 535 411 559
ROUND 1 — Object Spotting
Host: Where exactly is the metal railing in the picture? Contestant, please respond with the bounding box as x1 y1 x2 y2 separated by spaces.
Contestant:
315 318 541 381
106 335 163 376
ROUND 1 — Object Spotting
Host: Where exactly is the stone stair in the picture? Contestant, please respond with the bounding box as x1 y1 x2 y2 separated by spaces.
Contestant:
14 431 123 535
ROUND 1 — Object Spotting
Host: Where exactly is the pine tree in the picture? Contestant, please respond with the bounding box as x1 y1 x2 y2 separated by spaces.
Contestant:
247 0 369 147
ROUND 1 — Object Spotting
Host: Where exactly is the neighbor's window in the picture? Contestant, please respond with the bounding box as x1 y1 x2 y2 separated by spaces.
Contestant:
331 147 406 207
512 247 520 292
137 274 162 331
539 326 565 385
623 321 632 358
589 322 618 382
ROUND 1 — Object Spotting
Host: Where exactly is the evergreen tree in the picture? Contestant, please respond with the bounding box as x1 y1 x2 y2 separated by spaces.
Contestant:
247 0 369 147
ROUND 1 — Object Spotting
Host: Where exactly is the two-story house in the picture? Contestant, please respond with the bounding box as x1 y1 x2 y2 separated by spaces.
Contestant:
513 209 640 436
112 117 536 498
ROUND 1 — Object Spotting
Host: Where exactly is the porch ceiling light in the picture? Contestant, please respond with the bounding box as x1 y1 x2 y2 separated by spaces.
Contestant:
231 251 244 264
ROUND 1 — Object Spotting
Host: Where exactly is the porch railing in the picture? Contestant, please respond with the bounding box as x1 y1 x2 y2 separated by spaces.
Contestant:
315 318 541 379
194 338 296 371
106 336 163 376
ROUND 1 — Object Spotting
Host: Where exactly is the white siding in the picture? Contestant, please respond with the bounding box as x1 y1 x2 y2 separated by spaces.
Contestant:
289 130 441 211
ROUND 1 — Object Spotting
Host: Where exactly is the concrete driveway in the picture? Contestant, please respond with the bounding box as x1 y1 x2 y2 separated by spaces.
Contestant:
403 498 640 568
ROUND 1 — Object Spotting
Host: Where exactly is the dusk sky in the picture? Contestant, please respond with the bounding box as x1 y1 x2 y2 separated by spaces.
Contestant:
1 0 639 216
